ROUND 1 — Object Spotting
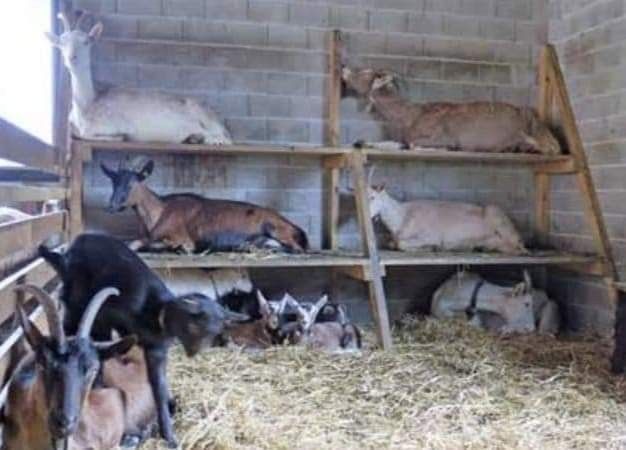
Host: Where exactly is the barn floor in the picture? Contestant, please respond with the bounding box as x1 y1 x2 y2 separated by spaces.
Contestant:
140 319 626 450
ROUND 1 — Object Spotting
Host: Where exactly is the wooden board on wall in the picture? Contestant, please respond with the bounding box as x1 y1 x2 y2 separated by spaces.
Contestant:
0 118 60 175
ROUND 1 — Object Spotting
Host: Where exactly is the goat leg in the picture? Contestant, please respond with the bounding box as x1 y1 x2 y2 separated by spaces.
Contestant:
611 293 626 374
144 347 178 448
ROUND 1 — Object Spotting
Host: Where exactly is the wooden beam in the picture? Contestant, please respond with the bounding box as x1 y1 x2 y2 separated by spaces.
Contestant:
534 172 551 246
69 140 84 237
349 151 393 350
0 118 60 174
537 46 554 124
0 184 68 203
334 264 386 282
535 158 577 174
0 212 66 262
544 44 618 279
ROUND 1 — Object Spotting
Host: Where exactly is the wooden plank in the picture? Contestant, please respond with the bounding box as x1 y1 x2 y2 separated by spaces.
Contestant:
349 151 393 350
534 172 551 246
537 46 554 124
0 212 66 261
141 251 369 269
535 159 577 174
0 184 67 203
379 250 599 266
364 147 573 165
323 168 341 250
327 30 342 148
69 140 84 237
0 118 60 174
545 44 617 279
76 140 351 160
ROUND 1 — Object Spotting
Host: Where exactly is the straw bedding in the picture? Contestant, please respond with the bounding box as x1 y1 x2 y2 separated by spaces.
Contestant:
140 318 626 450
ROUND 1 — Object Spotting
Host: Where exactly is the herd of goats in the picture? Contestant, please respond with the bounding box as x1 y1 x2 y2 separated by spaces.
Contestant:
0 8 574 450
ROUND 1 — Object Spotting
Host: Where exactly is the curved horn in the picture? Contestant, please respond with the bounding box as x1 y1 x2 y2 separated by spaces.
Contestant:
367 165 376 185
13 284 65 346
74 10 89 31
77 287 120 338
56 11 71 33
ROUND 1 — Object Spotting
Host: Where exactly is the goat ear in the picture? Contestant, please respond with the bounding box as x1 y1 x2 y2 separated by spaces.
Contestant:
137 160 154 181
371 73 395 91
95 335 137 360
256 290 271 318
100 163 117 180
44 32 60 47
88 22 104 41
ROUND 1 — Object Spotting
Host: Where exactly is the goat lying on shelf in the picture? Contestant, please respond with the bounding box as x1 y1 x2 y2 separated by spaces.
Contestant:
101 157 309 254
2 285 155 450
341 67 560 155
46 10 231 144
362 169 528 255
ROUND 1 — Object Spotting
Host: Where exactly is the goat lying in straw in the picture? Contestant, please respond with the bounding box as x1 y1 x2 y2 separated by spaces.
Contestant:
341 67 560 154
46 9 231 144
2 285 155 450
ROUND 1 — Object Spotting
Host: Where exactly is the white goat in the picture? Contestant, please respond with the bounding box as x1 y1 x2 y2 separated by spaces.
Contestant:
46 11 232 144
365 169 528 255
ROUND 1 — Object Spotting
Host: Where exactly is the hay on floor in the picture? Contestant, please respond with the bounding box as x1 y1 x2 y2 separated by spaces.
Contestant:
140 318 626 450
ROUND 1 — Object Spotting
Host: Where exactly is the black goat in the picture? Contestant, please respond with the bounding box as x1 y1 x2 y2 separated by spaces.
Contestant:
39 233 249 448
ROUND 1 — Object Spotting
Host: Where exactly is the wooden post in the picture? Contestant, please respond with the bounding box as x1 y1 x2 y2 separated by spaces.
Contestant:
544 44 617 279
350 150 392 350
69 140 84 238
534 47 553 246
323 30 342 250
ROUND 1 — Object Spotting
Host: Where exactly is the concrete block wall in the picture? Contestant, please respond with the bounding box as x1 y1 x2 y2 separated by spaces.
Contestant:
74 0 548 323
547 0 626 336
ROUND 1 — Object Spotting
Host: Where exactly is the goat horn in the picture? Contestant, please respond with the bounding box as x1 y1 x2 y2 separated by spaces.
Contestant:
367 165 376 185
13 284 66 346
56 11 72 33
77 287 120 338
74 10 89 30
308 295 328 326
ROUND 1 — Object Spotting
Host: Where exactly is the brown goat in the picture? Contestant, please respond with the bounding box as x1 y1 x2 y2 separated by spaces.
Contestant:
341 67 561 155
225 290 287 350
101 158 309 254
2 285 140 450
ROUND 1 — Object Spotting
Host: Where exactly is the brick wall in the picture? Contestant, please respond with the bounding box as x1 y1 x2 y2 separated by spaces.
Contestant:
74 0 548 323
546 0 626 336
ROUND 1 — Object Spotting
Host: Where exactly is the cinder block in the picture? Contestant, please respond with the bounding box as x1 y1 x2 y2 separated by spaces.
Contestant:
424 37 494 61
442 61 480 82
205 93 249 116
268 25 308 48
386 33 421 56
225 117 267 142
267 119 310 143
443 15 480 38
306 75 327 96
405 60 442 80
205 48 248 69
180 67 224 91
224 71 267 94
329 6 368 30
248 1 289 23
344 119 385 143
480 18 515 41
137 65 182 89
369 10 408 32
101 16 138 39
93 63 138 87
138 17 183 40
74 0 116 13
93 42 117 63
493 41 531 63
425 0 461 14
407 13 445 34
306 29 327 50
290 96 324 119
289 3 330 27
495 0 532 20
205 0 247 20
267 73 308 95
479 64 512 84
164 0 205 17
457 0 495 16
345 31 387 55
249 94 291 118
118 0 162 15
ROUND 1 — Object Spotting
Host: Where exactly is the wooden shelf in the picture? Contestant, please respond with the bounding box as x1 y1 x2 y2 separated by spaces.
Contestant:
74 139 351 160
139 250 368 269
379 250 599 267
364 147 574 166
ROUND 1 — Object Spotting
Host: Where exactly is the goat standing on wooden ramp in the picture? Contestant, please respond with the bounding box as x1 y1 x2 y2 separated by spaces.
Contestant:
101 158 309 254
341 67 561 155
39 233 250 448
2 285 140 450
46 10 231 144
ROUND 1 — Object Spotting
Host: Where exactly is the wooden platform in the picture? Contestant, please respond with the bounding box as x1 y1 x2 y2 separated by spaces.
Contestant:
138 249 597 270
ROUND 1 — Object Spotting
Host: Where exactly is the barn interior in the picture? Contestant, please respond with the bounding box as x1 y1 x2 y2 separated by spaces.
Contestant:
1 0 626 449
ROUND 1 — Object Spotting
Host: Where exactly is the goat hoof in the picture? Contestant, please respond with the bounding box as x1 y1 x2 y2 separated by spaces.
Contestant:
166 438 179 449
168 396 178 415
120 434 142 448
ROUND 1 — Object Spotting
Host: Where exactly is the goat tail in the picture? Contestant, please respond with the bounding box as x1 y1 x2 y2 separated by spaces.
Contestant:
38 245 67 278
262 220 309 253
